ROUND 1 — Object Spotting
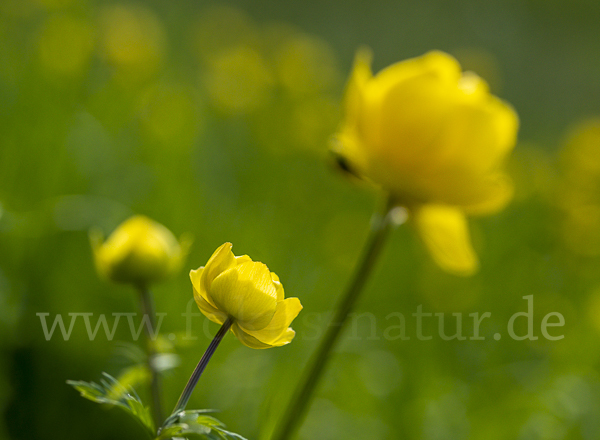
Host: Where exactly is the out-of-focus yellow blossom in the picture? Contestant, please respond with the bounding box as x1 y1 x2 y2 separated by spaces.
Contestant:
332 50 519 275
192 5 342 154
191 243 302 349
508 142 553 202
91 215 190 286
274 34 341 96
586 288 600 335
193 5 260 64
204 46 273 114
98 4 165 79
35 0 77 8
558 118 600 256
38 14 95 77
138 83 201 148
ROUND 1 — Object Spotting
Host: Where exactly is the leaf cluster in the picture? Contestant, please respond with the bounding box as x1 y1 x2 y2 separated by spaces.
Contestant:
67 373 248 440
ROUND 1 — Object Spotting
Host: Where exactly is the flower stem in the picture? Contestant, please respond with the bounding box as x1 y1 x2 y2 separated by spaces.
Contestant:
272 195 401 440
171 317 233 416
137 286 163 430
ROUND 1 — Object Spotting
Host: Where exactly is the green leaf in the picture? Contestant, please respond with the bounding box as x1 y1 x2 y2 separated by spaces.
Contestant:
111 364 150 399
67 372 155 436
157 410 247 440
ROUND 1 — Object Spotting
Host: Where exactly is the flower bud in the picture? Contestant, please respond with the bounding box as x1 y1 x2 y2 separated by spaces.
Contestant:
91 215 190 286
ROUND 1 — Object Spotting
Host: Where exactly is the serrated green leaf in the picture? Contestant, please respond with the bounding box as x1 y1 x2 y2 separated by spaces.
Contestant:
67 372 155 436
161 408 217 429
211 427 248 440
181 414 222 426
157 410 247 440
157 422 211 438
111 364 151 400
67 380 118 406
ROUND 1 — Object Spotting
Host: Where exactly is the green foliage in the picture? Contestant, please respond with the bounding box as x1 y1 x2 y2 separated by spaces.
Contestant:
67 373 248 440
158 410 248 440
67 373 155 436
114 364 151 398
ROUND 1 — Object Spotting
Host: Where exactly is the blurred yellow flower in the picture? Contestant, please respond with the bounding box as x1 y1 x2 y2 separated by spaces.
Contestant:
557 118 600 256
91 215 190 286
204 46 273 114
333 50 519 275
98 4 165 79
191 243 302 349
138 82 201 148
38 14 95 77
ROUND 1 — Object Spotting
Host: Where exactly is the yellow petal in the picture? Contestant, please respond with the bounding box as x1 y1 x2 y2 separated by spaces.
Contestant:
358 53 463 200
373 87 516 208
331 48 373 175
345 47 373 129
271 328 296 346
366 51 461 143
189 267 212 306
199 242 237 307
457 71 490 98
232 324 295 349
190 267 202 291
463 173 514 216
486 96 519 162
271 272 285 301
231 324 274 349
240 297 302 345
371 50 462 102
210 261 278 330
236 255 252 265
193 282 228 325
413 205 479 276
336 51 462 182
372 68 457 176
428 91 518 177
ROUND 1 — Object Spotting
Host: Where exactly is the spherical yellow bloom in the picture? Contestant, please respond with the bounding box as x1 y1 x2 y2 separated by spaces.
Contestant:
191 243 302 349
333 50 519 275
91 215 190 286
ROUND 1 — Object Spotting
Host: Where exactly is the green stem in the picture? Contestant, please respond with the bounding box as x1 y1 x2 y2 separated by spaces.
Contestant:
138 286 164 430
170 317 233 417
272 195 400 440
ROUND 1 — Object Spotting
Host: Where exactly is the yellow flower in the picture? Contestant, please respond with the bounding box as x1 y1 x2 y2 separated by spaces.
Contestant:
191 243 302 349
91 215 190 286
557 118 600 256
332 50 519 275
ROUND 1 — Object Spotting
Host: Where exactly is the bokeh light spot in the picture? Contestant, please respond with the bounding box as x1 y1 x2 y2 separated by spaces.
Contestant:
98 3 165 78
38 14 95 77
204 46 273 114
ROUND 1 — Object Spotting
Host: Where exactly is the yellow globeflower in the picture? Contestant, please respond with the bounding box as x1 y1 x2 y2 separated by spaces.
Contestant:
91 215 190 286
191 243 302 349
332 50 519 275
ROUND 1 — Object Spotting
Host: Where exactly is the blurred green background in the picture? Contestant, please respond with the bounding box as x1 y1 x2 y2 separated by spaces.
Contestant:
2 0 600 439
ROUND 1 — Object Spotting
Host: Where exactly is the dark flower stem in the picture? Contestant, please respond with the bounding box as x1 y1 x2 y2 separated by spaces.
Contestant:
137 286 164 430
171 317 233 416
272 194 400 440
